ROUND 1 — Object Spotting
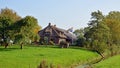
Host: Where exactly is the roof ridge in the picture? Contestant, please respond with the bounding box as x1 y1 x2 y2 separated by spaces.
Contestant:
51 26 60 37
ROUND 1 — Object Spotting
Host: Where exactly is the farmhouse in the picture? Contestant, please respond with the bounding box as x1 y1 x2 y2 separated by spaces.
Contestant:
38 23 77 45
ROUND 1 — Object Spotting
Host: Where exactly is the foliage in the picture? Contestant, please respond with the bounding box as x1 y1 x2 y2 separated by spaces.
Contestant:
37 60 61 68
91 40 107 54
37 60 48 68
14 16 39 44
73 28 84 38
0 17 13 38
14 34 25 44
83 10 120 58
0 8 21 22
0 8 21 41
73 28 86 46
104 11 120 45
84 10 110 54
34 34 40 42
75 37 85 46
88 10 104 27
0 8 42 45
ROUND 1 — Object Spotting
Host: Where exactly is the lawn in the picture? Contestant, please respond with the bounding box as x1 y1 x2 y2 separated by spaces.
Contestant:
94 54 120 68
0 45 99 68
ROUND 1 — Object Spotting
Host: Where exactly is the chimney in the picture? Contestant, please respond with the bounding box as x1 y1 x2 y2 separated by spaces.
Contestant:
48 23 51 26
54 25 56 27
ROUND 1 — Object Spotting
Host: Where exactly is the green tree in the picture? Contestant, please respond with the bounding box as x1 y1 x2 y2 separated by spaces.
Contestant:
103 11 120 56
14 16 41 44
73 28 84 38
91 22 110 52
0 8 42 46
88 10 104 27
85 10 105 43
73 28 85 46
0 8 21 22
105 11 120 45
0 8 21 43
85 11 110 57
0 16 13 45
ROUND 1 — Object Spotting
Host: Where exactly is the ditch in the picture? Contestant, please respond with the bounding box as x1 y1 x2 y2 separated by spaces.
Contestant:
75 56 103 68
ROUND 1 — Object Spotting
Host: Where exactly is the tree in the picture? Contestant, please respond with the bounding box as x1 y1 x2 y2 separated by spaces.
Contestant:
90 22 110 54
0 8 21 46
0 8 42 47
73 28 84 38
0 8 21 23
73 28 85 46
0 16 14 48
103 11 120 56
85 10 105 42
104 11 120 45
14 16 41 44
84 11 110 57
88 10 104 28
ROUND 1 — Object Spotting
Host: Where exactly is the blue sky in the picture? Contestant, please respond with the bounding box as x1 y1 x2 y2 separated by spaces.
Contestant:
0 0 120 30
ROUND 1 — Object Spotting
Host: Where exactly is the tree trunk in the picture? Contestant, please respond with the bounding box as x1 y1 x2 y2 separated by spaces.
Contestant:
96 50 105 59
20 42 23 49
4 43 8 48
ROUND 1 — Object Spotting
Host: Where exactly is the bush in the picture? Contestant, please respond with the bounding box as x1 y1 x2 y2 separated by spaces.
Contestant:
83 41 90 48
75 37 85 47
90 40 107 58
109 44 120 56
37 60 48 68
37 60 61 68
91 40 106 53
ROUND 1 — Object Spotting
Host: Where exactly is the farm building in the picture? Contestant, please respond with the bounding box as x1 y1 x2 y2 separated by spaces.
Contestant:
38 23 77 45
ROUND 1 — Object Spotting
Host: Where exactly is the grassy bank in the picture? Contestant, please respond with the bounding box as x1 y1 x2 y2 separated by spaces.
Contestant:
94 54 120 68
0 45 99 68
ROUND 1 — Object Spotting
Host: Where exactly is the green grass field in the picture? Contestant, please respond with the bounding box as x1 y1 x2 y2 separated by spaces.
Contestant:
94 54 120 68
0 45 99 68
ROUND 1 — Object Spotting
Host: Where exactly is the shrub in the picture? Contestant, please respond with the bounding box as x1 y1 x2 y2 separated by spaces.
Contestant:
75 37 85 47
37 60 48 68
50 63 55 68
37 60 61 68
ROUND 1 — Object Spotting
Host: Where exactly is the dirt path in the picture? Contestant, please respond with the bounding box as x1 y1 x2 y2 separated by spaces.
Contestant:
75 64 90 68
